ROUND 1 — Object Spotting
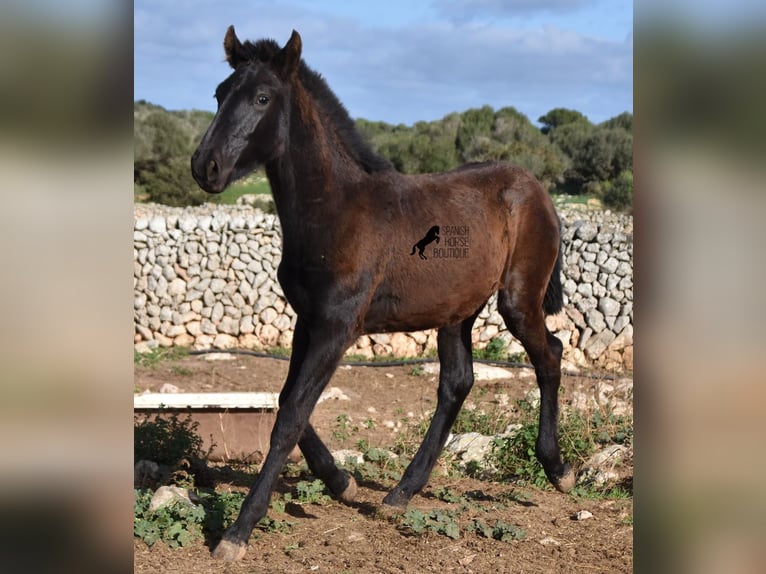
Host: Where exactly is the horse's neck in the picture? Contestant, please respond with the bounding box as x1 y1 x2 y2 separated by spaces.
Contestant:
267 100 364 238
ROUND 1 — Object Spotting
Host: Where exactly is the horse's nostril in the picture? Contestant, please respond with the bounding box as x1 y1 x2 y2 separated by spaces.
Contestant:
206 159 219 181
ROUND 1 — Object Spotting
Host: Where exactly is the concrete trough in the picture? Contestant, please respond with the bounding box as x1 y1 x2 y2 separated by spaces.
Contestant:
134 392 282 463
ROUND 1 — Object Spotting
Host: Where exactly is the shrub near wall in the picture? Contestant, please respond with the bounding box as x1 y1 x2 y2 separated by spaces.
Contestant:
134 203 633 371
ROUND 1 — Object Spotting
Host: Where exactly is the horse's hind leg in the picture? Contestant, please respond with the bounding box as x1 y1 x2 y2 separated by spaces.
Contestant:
382 314 478 509
497 288 574 492
298 427 357 501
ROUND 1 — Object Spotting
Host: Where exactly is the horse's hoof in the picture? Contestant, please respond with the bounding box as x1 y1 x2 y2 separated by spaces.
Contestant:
553 465 576 493
378 490 409 518
337 474 357 504
376 502 406 520
211 539 247 561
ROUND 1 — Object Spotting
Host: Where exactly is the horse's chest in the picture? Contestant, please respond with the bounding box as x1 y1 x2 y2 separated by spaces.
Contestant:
276 262 313 313
276 260 356 318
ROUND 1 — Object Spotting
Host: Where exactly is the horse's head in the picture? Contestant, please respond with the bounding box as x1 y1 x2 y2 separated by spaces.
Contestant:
191 27 302 193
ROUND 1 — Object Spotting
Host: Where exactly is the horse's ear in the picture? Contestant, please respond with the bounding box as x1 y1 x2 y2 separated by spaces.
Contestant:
224 25 245 69
275 30 302 77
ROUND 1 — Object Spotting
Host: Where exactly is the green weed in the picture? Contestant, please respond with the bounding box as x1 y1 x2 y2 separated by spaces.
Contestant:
392 416 429 459
452 404 511 436
194 490 245 539
363 418 377 430
507 352 529 364
134 489 205 548
363 447 391 463
397 507 527 543
399 508 460 540
201 489 294 536
264 346 292 358
432 486 466 504
256 516 295 535
571 483 632 500
170 365 193 376
468 519 526 542
471 337 529 364
490 398 633 493
292 479 331 505
134 346 188 368
340 445 405 484
332 413 359 444
473 337 507 361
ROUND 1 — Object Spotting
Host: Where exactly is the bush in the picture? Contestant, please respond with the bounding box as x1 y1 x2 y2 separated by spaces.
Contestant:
134 412 205 467
135 157 210 207
602 170 633 212
490 398 632 489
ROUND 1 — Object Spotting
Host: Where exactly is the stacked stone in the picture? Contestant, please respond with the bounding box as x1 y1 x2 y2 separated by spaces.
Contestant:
557 210 634 370
133 203 633 370
134 205 296 351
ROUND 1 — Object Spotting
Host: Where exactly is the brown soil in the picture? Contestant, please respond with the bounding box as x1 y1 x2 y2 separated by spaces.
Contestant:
134 353 633 573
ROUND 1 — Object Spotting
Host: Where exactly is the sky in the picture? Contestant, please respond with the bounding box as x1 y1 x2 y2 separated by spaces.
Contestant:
134 0 633 126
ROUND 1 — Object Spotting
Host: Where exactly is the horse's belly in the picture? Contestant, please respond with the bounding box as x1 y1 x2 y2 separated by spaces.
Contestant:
362 272 499 333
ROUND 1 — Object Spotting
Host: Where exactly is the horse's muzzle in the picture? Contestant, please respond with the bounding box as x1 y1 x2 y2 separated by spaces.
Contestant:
191 149 226 194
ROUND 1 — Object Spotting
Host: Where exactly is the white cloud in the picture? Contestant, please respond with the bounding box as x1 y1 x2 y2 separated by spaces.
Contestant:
134 1 632 124
433 0 592 22
314 22 631 123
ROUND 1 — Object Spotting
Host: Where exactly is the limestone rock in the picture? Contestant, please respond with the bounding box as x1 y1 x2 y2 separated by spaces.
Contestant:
149 485 200 512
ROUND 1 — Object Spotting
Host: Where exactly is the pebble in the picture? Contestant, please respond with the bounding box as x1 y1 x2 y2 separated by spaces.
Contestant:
203 352 236 361
149 485 200 511
331 449 364 465
317 387 350 403
539 536 562 546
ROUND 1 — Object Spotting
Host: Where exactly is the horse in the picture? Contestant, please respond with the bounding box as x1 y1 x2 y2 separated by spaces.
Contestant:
191 27 574 561
411 225 440 259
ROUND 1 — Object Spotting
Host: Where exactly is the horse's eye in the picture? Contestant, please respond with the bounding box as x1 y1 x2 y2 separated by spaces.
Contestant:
256 94 270 106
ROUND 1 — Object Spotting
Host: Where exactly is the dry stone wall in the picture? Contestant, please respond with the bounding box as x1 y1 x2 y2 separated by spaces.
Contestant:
134 202 633 371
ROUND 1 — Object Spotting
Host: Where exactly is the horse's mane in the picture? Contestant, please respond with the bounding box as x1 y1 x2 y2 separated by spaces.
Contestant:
240 38 393 174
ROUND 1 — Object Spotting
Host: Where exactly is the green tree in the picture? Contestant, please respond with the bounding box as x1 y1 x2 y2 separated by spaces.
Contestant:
456 105 496 161
549 121 632 187
134 103 214 206
600 112 633 132
135 157 209 207
492 107 568 188
407 117 459 173
538 108 589 134
602 127 633 178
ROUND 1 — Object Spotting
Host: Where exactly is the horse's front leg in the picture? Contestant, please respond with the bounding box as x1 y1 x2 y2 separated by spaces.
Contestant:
289 318 357 502
212 318 354 561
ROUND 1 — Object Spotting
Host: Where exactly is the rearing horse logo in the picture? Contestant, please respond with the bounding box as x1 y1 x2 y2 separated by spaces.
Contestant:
411 226 440 260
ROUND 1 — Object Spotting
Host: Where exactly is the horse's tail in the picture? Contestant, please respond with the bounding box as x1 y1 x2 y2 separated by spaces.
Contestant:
543 222 564 316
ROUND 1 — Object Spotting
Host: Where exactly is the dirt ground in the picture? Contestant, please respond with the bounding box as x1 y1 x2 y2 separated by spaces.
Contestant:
134 353 633 573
